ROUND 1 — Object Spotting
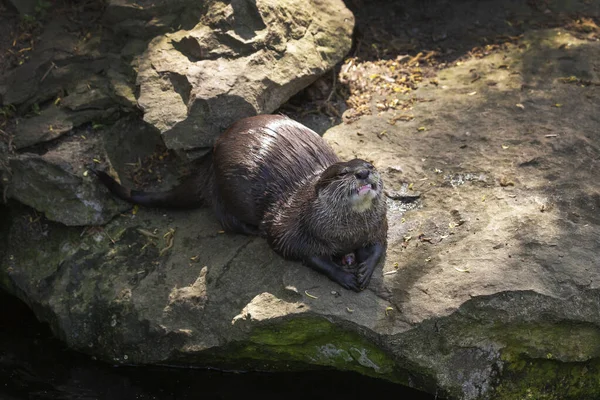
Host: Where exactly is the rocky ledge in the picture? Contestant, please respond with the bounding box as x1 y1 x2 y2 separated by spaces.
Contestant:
1 1 600 399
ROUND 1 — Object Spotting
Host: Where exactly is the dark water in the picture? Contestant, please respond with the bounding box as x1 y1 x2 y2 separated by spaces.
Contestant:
0 291 436 400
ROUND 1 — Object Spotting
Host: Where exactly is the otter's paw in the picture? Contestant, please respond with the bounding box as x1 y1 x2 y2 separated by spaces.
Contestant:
357 262 376 289
304 256 360 292
332 270 361 292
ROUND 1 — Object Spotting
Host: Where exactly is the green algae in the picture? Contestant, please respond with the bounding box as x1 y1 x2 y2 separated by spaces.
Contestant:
496 322 600 362
489 322 600 399
492 355 600 400
1 212 82 296
228 316 403 382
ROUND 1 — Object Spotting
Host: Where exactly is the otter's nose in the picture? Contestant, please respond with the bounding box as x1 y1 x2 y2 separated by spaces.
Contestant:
355 169 370 180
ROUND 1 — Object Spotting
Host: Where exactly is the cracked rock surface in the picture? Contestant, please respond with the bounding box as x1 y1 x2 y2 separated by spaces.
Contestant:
136 0 354 152
1 1 600 400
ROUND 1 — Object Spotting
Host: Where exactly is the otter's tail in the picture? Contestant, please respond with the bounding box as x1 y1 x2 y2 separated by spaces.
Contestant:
93 158 213 209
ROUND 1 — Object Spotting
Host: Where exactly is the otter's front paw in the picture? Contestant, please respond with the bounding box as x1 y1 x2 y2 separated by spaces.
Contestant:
331 269 361 292
357 261 376 289
304 256 360 292
355 242 385 289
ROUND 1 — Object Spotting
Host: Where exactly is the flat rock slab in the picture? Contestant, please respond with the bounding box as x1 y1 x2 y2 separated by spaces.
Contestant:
4 133 130 226
325 28 600 323
2 23 600 400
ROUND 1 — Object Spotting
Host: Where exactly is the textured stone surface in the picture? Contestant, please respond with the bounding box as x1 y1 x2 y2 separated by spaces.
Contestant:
0 16 136 150
4 134 130 226
2 26 600 399
136 0 354 152
2 1 600 400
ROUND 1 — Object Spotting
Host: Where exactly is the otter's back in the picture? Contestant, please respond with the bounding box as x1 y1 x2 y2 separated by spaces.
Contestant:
213 115 339 226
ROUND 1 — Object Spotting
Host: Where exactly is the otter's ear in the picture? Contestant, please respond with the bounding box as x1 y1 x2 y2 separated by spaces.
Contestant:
315 164 342 194
315 177 329 194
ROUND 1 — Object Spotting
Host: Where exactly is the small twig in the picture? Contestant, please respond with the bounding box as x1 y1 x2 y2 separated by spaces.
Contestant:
104 229 116 244
137 228 159 239
325 101 341 118
40 61 57 83
326 69 337 102
159 228 176 256
159 238 173 256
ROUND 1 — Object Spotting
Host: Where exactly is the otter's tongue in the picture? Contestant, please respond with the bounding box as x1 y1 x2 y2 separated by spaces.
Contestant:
358 184 371 195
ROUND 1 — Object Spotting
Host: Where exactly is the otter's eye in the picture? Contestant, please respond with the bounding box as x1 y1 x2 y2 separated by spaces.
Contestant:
338 168 349 176
366 163 374 170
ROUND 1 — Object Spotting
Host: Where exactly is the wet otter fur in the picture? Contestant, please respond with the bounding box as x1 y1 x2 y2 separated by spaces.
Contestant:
95 115 388 291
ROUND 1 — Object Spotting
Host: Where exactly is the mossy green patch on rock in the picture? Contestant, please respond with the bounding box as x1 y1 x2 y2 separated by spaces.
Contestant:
492 355 600 400
228 316 402 382
1 205 83 296
496 322 600 362
249 317 334 346
486 321 600 399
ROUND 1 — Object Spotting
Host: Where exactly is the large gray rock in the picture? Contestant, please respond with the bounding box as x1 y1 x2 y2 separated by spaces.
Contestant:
3 27 600 400
136 0 355 151
102 0 198 40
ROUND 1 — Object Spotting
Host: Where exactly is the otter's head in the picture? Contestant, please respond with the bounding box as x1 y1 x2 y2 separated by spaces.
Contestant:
315 159 383 212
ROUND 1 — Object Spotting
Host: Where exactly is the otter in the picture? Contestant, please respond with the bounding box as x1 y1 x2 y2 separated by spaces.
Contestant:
95 115 387 291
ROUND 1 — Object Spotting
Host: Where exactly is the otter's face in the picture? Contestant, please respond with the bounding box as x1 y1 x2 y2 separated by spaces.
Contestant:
316 159 383 212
